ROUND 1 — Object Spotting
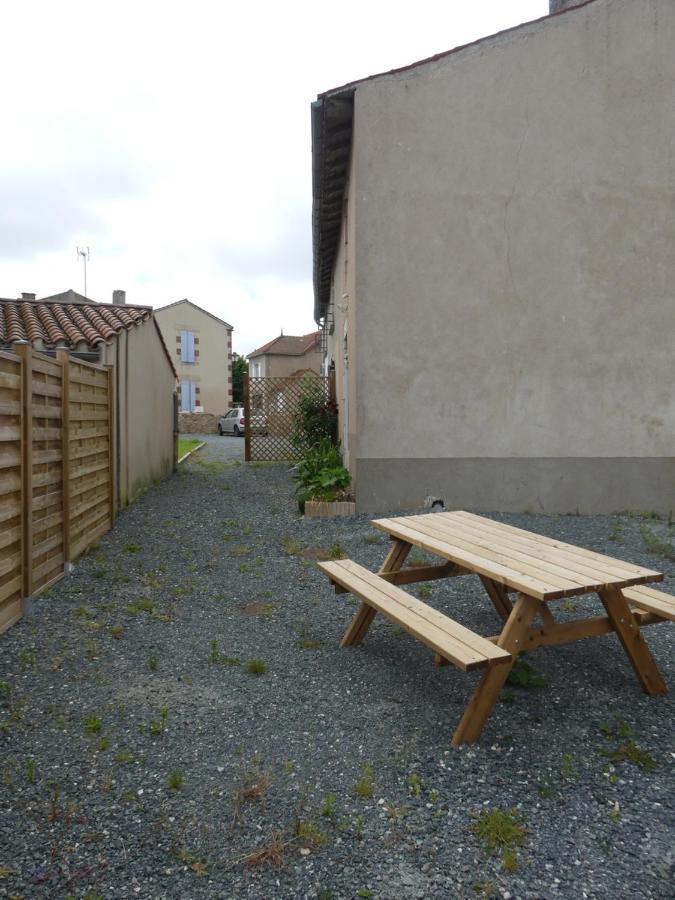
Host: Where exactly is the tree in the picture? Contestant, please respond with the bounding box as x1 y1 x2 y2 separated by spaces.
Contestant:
231 356 248 405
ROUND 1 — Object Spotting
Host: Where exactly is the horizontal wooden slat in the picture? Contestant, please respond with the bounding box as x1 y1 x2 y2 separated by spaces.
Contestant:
33 426 62 440
31 357 62 377
623 586 675 622
0 525 21 551
453 512 661 582
69 427 109 441
0 552 21 579
320 558 511 671
33 450 62 465
373 517 561 600
33 510 63 534
71 517 111 560
67 409 108 422
30 405 62 421
0 452 21 469
0 575 22 603
0 400 20 416
69 444 109 462
69 492 109 522
69 471 110 499
0 499 21 525
32 554 64 586
0 473 22 496
0 372 21 390
31 381 62 399
0 425 21 441
31 489 62 512
70 460 108 480
68 389 109 405
32 469 61 488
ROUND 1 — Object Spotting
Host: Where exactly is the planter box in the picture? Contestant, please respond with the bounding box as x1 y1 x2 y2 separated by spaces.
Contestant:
304 500 356 519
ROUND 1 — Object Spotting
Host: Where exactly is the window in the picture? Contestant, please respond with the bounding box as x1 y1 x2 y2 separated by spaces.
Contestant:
180 379 197 411
180 330 196 363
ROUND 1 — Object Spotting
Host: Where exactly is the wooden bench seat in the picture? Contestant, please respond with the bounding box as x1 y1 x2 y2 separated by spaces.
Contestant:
623 585 675 622
319 558 512 672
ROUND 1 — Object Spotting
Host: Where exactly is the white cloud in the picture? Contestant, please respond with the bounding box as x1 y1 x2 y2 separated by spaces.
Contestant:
0 0 548 353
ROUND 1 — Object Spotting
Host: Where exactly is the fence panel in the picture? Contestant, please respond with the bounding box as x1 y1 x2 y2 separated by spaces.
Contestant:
0 348 115 633
66 357 114 560
244 374 331 461
0 352 23 633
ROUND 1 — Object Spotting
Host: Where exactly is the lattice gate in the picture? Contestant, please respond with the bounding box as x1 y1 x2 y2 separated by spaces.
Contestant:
243 374 333 461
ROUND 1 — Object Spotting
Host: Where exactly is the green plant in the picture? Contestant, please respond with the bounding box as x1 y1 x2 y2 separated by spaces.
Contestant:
609 522 623 542
124 541 142 553
148 654 159 672
506 658 547 689
356 889 372 898
354 763 375 799
407 772 424 797
97 737 110 752
499 689 515 704
416 584 432 598
321 792 337 818
241 829 292 870
115 749 134 764
110 625 125 640
83 715 103 735
26 757 36 783
328 542 347 560
127 598 155 616
207 640 240 666
599 740 657 771
560 753 575 781
295 820 328 847
168 769 184 790
149 706 168 736
471 807 527 853
639 525 675 560
502 847 519 872
291 376 338 453
291 438 351 507
245 659 267 675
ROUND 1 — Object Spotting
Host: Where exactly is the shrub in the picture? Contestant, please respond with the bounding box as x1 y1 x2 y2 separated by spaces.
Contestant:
291 376 338 452
291 438 351 508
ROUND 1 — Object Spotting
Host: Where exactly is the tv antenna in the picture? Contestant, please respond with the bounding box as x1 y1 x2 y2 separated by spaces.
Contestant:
76 246 90 296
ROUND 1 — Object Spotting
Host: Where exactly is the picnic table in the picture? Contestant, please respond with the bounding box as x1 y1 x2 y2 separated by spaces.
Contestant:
319 510 674 745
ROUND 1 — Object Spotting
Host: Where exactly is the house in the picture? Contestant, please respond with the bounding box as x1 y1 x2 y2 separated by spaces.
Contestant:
154 299 233 417
311 0 675 515
248 332 322 378
0 289 177 510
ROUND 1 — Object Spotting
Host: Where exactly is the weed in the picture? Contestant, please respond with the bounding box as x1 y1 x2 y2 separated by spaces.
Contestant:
295 820 328 847
328 542 347 560
232 545 252 557
384 802 408 820
208 640 240 666
149 706 168 736
354 763 375 799
537 780 554 799
506 658 547 689
560 599 578 612
124 541 143 553
19 649 36 670
168 770 184 790
83 715 103 735
407 550 428 567
560 753 575 781
26 757 36 783
599 740 657 772
245 659 267 675
97 737 110 752
471 807 527 852
354 815 365 839
416 584 432 598
502 847 519 872
473 881 498 898
363 534 381 545
356 889 372 898
296 621 322 649
499 689 515 704
599 716 632 740
640 525 675 560
148 654 159 672
73 606 92 618
126 597 155 616
321 792 337 818
241 829 292 870
115 750 134 764
407 772 425 797
610 802 621 823
609 522 623 542
142 569 162 588
110 625 125 640
282 536 303 556
92 569 107 579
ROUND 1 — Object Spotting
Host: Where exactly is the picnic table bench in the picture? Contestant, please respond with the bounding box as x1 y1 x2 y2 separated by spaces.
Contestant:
319 510 674 745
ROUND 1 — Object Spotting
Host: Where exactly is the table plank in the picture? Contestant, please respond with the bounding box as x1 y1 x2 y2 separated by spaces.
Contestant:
373 517 559 600
453 511 661 583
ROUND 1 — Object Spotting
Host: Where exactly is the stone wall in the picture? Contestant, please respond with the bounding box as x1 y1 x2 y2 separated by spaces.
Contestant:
178 412 220 434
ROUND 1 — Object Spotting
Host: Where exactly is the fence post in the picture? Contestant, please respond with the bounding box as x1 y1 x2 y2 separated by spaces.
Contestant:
243 375 251 462
56 350 71 563
16 344 33 598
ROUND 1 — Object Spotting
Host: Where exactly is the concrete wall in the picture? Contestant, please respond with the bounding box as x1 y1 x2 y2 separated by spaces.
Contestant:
101 320 176 509
350 0 675 514
155 301 232 415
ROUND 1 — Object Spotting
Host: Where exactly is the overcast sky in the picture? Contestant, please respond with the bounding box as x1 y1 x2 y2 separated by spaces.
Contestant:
0 0 547 355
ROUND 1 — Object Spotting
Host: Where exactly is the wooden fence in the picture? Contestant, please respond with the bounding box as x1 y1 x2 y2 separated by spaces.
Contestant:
0 347 114 634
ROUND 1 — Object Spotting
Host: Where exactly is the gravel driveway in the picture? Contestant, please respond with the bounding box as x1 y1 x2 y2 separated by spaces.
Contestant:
1 436 673 899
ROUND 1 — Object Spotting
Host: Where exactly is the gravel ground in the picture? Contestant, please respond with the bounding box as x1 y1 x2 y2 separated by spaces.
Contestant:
1 435 673 899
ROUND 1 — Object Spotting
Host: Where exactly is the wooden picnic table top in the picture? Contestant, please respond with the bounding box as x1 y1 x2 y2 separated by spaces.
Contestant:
372 510 663 602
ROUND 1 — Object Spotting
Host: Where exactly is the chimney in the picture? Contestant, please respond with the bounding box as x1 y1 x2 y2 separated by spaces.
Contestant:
112 289 126 306
21 292 36 301
549 0 579 12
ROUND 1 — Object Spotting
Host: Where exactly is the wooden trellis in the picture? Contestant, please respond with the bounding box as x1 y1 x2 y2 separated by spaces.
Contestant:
243 374 333 461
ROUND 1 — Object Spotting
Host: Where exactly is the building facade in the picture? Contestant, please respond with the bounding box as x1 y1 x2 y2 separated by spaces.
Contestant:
312 0 675 514
155 299 233 416
248 332 322 379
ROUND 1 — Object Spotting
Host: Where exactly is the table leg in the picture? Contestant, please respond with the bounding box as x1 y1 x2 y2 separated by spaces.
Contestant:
451 593 540 745
340 539 411 647
479 575 513 622
599 587 667 696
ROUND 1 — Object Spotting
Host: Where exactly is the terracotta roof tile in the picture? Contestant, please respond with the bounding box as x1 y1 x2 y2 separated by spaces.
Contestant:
0 296 153 350
248 331 321 358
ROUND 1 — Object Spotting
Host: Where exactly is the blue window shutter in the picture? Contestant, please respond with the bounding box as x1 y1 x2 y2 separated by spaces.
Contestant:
187 332 195 363
180 331 188 359
180 379 190 411
190 381 196 410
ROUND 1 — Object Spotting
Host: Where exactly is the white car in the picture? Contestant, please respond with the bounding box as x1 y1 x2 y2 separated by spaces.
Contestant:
217 407 267 436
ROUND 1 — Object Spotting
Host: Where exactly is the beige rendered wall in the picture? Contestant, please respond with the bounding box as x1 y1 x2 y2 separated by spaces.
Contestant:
102 321 176 509
326 149 358 470
256 345 324 379
155 302 232 415
352 0 675 513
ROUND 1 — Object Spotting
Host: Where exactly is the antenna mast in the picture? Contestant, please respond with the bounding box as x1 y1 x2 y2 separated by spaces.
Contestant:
76 246 90 296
